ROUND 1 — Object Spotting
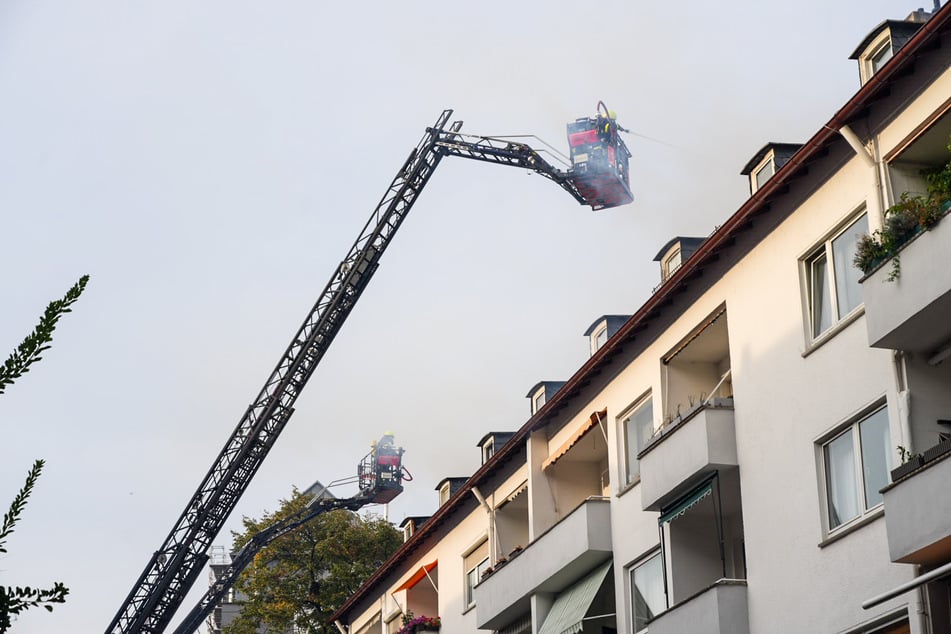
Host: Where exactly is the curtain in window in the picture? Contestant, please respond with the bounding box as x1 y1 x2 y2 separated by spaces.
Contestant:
859 408 891 508
832 214 869 318
825 432 859 528
811 254 832 337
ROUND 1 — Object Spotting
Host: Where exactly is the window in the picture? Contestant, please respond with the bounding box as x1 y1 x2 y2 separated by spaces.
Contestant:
438 482 451 506
753 157 775 191
463 541 489 608
630 551 665 633
869 39 894 76
662 248 682 281
593 324 609 354
621 395 653 484
482 438 495 464
821 405 891 531
804 212 868 340
532 388 546 414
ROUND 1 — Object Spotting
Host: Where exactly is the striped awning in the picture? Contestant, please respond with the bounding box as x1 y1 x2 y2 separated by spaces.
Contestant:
542 409 607 471
538 560 612 634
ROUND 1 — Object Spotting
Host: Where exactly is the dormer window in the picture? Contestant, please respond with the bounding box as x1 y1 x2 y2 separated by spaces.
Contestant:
653 238 705 285
477 432 514 465
740 143 802 195
403 521 414 542
850 16 928 86
527 381 566 415
584 316 631 357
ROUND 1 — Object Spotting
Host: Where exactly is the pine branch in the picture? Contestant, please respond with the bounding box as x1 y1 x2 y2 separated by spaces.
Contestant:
0 275 89 396
0 582 69 633
0 460 44 554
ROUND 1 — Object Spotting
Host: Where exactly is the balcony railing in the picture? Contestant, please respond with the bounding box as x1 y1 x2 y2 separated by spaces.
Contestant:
473 497 611 630
638 402 737 512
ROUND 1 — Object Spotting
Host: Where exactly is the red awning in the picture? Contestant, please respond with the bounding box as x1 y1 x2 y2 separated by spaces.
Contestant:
394 561 437 593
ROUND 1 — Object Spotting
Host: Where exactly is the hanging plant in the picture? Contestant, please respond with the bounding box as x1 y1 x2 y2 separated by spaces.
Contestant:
854 144 951 280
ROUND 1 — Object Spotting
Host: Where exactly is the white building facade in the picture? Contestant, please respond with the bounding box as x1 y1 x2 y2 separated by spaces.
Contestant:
333 5 951 634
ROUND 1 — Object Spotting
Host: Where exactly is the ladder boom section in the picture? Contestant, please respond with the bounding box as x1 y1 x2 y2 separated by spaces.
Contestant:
106 110 454 634
170 496 364 634
433 133 587 206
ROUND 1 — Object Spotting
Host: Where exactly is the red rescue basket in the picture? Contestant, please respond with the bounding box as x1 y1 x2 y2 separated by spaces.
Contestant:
566 102 633 210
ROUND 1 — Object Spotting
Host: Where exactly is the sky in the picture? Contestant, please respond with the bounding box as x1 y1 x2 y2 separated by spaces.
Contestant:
0 1 925 631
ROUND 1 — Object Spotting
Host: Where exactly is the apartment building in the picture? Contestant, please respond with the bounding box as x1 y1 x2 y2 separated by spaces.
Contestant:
332 4 951 634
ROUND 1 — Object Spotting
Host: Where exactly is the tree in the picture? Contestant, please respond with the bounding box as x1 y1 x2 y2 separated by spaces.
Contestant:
1 275 88 632
224 488 402 634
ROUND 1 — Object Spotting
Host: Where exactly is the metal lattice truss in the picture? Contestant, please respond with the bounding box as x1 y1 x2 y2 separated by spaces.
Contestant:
433 131 587 205
106 111 453 634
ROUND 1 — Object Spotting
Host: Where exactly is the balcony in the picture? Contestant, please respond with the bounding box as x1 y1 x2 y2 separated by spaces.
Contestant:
862 214 951 353
647 579 749 634
638 402 737 512
473 498 612 630
882 443 951 564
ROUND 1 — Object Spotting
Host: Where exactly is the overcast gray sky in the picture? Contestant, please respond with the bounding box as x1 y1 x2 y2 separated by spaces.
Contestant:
0 1 918 631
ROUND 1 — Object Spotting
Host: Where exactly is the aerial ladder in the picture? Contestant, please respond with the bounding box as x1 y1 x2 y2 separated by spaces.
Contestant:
171 434 407 634
106 106 633 634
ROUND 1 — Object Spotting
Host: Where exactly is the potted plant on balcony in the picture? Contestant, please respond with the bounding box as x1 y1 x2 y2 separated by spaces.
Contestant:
854 146 951 280
397 611 441 634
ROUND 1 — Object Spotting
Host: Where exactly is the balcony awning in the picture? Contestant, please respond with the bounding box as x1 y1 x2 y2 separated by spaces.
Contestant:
663 305 726 364
394 560 437 592
538 560 612 634
542 408 607 471
658 482 713 525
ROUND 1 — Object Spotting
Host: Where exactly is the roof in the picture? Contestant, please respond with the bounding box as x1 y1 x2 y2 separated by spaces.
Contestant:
582 315 632 337
849 18 925 59
525 380 566 398
477 431 516 447
330 4 951 624
739 143 804 176
651 237 707 262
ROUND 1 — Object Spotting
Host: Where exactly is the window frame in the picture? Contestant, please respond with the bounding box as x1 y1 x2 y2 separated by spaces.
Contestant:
463 539 490 610
816 400 892 536
619 392 654 487
628 549 665 634
800 208 869 346
591 323 609 355
751 152 776 193
860 31 894 84
482 438 495 464
532 387 546 414
662 248 682 281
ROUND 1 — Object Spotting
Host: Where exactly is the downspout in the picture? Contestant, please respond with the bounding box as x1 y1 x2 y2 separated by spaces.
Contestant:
840 123 929 634
471 486 498 564
838 124 884 231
